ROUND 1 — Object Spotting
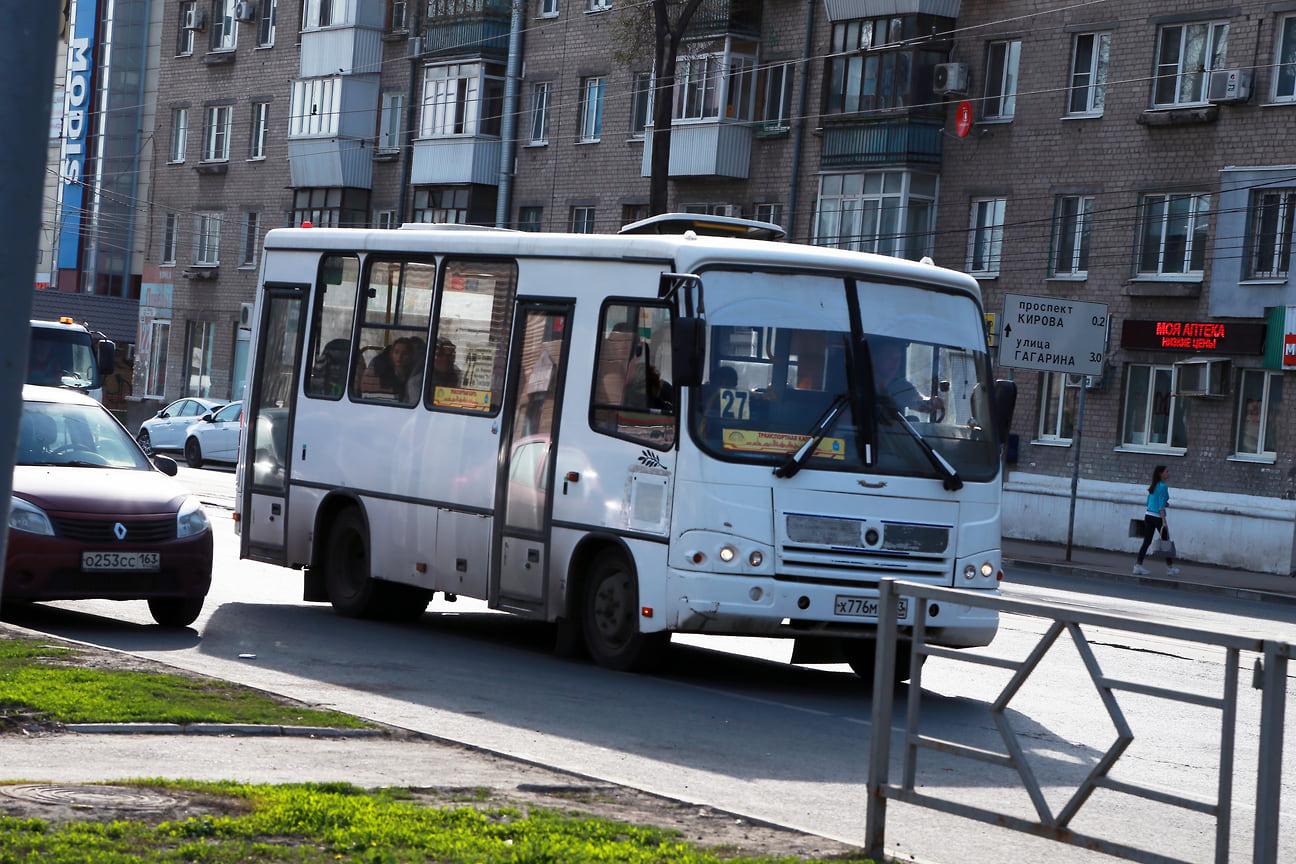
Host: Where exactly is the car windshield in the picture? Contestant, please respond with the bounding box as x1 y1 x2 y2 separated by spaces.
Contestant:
27 329 101 391
689 271 1000 482
18 401 152 469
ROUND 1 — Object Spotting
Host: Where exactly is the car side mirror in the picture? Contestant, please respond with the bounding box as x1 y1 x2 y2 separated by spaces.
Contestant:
152 454 179 476
201 412 215 422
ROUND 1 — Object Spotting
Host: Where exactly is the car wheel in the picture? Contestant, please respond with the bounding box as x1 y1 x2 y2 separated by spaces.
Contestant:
137 430 152 455
184 437 204 468
148 596 205 628
582 550 669 672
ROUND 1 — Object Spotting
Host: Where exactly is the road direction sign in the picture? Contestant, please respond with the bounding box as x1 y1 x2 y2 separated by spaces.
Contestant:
1000 293 1108 376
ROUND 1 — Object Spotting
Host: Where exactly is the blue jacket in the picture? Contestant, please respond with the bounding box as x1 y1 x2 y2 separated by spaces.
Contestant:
1146 482 1169 517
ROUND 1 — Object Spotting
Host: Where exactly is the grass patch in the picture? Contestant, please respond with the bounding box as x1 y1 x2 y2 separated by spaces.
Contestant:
0 780 880 863
0 637 370 729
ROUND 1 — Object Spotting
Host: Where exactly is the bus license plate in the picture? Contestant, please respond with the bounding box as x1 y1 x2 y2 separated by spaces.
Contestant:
834 595 907 619
82 551 160 572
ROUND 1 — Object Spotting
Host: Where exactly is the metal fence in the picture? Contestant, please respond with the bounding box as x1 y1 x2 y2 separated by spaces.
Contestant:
864 579 1291 864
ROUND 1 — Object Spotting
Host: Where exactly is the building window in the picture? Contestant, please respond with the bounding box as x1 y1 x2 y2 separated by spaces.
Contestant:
1051 195 1093 277
814 172 936 260
1137 193 1209 276
146 320 170 398
528 82 551 144
290 77 341 137
293 187 369 227
823 15 949 116
754 203 783 227
185 320 215 398
983 39 1021 120
579 77 605 141
374 210 396 229
538 0 558 15
421 63 504 138
239 212 260 267
169 108 188 163
412 187 468 223
587 0 610 11
378 91 404 153
202 105 232 161
210 0 237 51
249 101 269 159
1275 15 1296 101
1153 22 1228 106
621 204 649 227
571 206 596 233
1038 372 1078 442
630 72 652 137
194 213 221 265
756 62 794 130
676 56 720 120
161 213 179 265
967 198 1006 275
1245 188 1295 280
1236 370 1281 458
519 206 543 231
1068 32 1109 115
302 0 337 29
258 0 277 45
388 0 408 31
177 1 196 55
1122 364 1187 450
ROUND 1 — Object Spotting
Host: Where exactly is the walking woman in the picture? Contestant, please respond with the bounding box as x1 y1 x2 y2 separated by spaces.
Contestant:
1134 465 1180 576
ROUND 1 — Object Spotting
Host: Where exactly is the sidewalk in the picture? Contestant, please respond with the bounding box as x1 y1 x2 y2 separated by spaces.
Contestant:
1002 537 1296 606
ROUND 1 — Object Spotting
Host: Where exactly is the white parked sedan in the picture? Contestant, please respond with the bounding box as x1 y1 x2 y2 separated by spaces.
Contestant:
182 401 243 468
137 397 223 454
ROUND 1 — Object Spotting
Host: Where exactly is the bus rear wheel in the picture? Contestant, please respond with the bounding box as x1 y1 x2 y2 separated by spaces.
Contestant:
582 551 668 673
323 508 430 621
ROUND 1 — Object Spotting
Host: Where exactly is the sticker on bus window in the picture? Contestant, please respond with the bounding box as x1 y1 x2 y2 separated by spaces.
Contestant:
721 429 845 459
718 388 749 420
434 386 492 412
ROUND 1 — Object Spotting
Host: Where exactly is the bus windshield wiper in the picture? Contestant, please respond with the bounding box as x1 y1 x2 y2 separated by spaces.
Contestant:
878 400 963 491
774 394 849 479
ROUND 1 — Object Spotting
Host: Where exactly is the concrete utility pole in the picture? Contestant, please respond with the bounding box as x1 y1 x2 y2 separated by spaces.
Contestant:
0 3 61 604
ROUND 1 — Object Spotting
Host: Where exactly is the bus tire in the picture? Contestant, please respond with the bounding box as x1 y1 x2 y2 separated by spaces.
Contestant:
582 550 668 673
324 508 379 618
842 639 918 686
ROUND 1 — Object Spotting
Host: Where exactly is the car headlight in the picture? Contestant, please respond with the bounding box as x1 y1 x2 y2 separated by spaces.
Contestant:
9 497 54 536
177 496 211 538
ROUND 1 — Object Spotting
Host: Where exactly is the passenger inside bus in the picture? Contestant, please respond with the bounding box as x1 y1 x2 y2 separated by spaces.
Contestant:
429 341 462 389
359 336 425 402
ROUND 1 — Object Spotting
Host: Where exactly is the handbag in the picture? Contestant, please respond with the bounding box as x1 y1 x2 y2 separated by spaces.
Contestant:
1152 535 1177 557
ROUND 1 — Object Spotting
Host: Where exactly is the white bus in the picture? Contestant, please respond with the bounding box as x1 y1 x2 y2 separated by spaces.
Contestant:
236 215 1016 679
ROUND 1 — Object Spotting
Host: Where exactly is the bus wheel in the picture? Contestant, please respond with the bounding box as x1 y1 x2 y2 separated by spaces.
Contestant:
325 508 378 618
582 551 668 673
842 639 918 686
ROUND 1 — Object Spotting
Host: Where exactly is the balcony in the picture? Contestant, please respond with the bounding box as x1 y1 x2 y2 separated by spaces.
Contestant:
640 122 752 178
412 136 502 185
689 0 761 39
423 0 510 60
300 27 384 78
821 117 943 169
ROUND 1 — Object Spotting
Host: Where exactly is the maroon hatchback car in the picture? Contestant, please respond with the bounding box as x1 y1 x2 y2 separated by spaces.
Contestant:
5 386 213 626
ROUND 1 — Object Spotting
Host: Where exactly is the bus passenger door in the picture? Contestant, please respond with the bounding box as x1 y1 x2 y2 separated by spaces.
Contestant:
240 286 306 563
492 301 572 616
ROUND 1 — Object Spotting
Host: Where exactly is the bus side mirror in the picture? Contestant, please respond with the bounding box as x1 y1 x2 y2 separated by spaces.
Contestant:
993 379 1017 442
671 317 705 389
97 340 116 376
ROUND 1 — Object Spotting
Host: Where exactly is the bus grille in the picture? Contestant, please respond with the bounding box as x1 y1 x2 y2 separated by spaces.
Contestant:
779 513 951 584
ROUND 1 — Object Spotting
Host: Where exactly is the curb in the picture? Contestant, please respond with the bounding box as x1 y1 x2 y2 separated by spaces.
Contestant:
1005 558 1296 608
65 723 385 738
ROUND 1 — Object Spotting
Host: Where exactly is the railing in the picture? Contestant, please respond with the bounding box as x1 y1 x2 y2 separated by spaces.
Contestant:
821 118 943 168
866 579 1290 864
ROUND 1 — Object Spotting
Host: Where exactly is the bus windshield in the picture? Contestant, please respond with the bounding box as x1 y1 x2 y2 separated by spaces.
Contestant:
689 270 1000 482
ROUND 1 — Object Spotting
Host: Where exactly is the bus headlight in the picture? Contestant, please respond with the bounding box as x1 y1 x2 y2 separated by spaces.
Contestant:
719 545 736 563
749 550 763 567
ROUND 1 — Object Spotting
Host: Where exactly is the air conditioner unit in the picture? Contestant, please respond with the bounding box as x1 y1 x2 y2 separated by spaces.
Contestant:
407 36 423 59
185 9 207 30
933 62 969 97
1207 69 1252 104
1172 358 1229 397
239 302 255 328
233 1 257 22
1065 372 1105 391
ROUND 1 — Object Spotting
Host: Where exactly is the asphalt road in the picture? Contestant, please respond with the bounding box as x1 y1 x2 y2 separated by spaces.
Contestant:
6 465 1294 864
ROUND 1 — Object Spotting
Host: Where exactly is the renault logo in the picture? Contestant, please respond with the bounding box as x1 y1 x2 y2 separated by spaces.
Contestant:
113 522 127 541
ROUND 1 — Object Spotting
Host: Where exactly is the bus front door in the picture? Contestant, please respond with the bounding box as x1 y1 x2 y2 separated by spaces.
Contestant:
492 302 572 616
240 286 306 563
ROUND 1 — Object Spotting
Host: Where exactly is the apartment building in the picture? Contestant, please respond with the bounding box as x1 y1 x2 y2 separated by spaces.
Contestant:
133 0 1296 571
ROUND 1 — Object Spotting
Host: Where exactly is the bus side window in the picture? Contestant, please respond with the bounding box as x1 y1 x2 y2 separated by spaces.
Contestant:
304 254 360 400
590 302 675 449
